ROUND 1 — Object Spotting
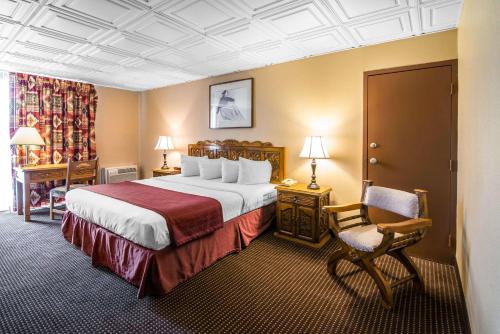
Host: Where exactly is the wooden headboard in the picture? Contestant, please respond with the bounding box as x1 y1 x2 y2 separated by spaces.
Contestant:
188 140 285 183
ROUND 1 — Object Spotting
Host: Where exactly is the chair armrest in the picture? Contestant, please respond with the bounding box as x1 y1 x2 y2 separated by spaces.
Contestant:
322 203 363 213
377 218 432 234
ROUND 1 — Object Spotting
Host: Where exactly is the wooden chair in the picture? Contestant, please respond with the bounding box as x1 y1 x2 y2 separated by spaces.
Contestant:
322 180 432 309
49 158 99 220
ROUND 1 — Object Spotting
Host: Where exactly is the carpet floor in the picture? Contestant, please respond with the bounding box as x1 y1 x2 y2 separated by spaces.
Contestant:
0 210 469 334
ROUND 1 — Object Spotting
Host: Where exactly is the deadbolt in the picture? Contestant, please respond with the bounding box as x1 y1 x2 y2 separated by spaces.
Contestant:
369 142 378 149
369 157 378 165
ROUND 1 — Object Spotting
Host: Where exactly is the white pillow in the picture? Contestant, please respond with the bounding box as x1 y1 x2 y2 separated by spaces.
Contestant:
198 158 222 180
221 158 239 183
237 158 272 185
180 155 207 176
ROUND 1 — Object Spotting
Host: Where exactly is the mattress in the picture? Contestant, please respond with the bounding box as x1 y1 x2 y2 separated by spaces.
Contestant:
65 175 277 250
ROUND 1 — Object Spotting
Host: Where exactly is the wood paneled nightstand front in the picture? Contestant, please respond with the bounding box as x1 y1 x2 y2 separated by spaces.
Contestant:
152 168 181 177
275 183 332 248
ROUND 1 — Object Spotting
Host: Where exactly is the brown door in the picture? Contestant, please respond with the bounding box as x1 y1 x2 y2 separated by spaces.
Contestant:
363 60 457 263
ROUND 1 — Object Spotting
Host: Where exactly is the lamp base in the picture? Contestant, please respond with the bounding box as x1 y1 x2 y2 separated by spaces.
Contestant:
161 151 169 169
307 182 320 190
307 158 320 190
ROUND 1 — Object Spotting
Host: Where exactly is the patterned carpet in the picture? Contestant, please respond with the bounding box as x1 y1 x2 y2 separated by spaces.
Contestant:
0 210 469 334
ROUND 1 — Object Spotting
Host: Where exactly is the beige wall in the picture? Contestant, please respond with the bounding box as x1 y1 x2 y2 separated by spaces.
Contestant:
456 0 500 333
140 30 457 204
95 86 139 168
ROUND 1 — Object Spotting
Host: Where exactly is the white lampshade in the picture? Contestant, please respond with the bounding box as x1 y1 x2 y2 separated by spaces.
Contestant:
155 136 174 150
299 136 330 159
10 127 45 146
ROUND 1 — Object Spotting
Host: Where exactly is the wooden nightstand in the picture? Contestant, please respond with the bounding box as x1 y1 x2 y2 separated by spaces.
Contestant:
275 183 332 248
152 167 181 177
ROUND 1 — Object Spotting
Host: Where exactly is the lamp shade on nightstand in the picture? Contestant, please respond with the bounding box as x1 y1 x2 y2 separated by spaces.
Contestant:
300 136 329 190
10 127 45 146
155 136 174 151
299 136 329 159
155 136 174 169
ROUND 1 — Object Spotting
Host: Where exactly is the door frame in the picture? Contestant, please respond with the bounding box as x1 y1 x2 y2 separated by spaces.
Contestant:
362 59 458 260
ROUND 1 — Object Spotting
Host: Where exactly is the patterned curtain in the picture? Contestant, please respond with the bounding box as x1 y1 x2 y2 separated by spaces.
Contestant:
9 73 98 209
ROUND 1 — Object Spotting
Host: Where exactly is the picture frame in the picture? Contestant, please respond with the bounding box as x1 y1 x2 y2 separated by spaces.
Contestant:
209 78 253 129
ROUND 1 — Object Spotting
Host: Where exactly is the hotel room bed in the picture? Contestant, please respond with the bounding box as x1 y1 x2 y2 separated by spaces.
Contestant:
66 175 277 250
61 140 285 297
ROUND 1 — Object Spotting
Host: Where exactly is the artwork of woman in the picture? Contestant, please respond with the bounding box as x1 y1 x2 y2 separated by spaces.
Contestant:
216 90 245 122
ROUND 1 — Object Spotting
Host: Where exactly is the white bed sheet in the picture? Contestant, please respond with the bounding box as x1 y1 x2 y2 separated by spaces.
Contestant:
65 175 277 250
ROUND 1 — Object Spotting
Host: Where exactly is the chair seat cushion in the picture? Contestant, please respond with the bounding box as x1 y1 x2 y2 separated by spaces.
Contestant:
338 225 402 252
50 184 88 197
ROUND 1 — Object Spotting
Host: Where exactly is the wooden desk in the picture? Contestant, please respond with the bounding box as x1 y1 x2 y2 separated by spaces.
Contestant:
14 164 67 222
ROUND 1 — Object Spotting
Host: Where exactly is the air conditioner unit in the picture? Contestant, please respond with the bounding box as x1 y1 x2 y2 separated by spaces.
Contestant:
100 165 138 184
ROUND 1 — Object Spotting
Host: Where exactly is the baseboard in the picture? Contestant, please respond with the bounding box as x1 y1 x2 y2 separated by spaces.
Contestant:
452 256 473 334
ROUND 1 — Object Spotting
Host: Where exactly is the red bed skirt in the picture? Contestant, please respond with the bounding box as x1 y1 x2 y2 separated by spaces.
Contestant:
61 204 275 298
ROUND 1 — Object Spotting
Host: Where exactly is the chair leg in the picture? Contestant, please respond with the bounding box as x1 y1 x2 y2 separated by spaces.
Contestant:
327 248 347 275
389 249 425 293
49 194 54 220
360 258 394 309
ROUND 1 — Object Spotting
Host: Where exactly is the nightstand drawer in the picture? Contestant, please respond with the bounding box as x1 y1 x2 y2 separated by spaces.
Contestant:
278 192 317 207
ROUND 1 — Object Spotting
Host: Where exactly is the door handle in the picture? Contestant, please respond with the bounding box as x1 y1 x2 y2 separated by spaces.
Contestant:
369 142 378 149
369 158 378 165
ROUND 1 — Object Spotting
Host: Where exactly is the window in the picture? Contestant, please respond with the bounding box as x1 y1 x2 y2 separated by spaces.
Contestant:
0 72 12 211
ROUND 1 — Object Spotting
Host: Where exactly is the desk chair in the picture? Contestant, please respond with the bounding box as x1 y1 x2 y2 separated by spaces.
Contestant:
49 158 99 219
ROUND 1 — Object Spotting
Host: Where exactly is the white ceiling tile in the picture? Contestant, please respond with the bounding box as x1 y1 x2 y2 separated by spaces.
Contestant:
247 41 302 63
52 0 142 26
0 0 463 90
0 0 19 18
180 39 228 59
0 0 39 23
17 30 78 51
326 0 408 22
237 0 291 14
290 28 350 53
421 1 462 32
216 23 274 48
103 33 157 55
86 47 128 62
174 1 231 28
258 2 336 38
182 62 224 76
147 49 194 67
161 0 243 32
128 14 192 45
349 12 413 44
31 8 103 40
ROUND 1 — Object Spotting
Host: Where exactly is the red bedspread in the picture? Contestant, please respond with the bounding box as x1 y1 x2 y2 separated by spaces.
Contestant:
82 182 224 246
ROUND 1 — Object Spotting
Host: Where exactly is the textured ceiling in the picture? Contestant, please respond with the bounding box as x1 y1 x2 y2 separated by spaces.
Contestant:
0 0 463 91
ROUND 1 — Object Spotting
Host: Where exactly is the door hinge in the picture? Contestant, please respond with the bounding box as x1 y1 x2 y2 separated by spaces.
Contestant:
450 82 453 95
449 160 457 172
448 234 452 248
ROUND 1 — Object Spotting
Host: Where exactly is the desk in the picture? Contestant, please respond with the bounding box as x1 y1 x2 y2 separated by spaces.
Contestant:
14 164 67 222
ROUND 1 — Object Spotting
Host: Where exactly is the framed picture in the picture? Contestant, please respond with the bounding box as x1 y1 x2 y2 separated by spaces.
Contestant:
209 78 253 129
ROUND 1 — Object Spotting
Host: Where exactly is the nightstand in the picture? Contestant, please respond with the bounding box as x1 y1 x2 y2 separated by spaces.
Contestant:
152 167 181 177
275 183 332 248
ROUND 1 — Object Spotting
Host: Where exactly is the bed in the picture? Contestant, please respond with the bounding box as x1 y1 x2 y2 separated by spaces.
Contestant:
61 140 285 297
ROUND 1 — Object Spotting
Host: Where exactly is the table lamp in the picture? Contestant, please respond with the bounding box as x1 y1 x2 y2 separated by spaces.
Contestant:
10 127 45 167
299 136 330 190
155 136 174 169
